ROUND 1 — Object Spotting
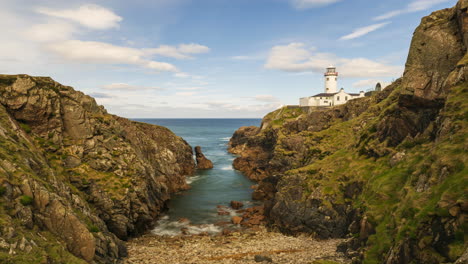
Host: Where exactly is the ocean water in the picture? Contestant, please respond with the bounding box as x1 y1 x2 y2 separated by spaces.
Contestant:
134 119 261 235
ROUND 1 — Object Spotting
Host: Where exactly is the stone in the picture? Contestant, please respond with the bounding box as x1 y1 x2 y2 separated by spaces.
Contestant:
181 228 189 235
195 146 213 169
64 155 81 168
389 152 406 167
0 238 9 249
230 201 244 209
231 216 242 225
449 206 461 217
254 255 273 262
222 229 232 236
178 218 190 224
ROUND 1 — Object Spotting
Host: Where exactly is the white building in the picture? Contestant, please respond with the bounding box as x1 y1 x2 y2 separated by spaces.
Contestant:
299 66 365 107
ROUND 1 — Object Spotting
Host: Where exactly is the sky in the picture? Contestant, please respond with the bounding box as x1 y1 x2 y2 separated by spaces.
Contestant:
0 0 457 118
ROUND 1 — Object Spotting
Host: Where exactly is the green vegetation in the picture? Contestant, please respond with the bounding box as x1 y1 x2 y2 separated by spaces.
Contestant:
311 260 341 264
264 106 304 127
19 195 33 206
0 186 6 196
88 224 100 233
19 123 31 134
260 81 467 263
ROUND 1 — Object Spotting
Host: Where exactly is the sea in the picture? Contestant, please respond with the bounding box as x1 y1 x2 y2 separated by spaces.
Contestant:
133 118 262 236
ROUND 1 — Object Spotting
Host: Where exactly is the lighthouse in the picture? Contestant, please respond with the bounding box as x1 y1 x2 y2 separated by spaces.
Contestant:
324 66 338 93
299 66 364 107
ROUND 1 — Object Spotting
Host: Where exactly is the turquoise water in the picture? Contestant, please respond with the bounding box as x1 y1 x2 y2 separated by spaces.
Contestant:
135 119 261 235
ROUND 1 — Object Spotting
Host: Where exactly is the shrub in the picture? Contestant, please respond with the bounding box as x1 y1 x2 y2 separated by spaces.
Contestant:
88 224 100 233
19 195 33 206
19 123 32 134
0 186 6 196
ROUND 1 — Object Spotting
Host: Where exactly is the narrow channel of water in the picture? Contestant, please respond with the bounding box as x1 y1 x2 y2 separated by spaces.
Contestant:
135 118 261 235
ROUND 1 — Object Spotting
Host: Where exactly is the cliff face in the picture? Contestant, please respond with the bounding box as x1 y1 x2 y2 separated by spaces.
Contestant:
229 1 467 263
0 75 195 263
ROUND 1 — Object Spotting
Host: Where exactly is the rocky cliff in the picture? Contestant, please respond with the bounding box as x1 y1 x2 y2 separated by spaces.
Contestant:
0 75 195 263
229 1 468 263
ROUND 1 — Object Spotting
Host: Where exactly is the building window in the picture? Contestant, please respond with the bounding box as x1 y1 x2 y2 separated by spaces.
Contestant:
326 88 329 91
337 96 340 101
327 77 329 81
345 96 348 100
335 77 337 81
320 97 322 99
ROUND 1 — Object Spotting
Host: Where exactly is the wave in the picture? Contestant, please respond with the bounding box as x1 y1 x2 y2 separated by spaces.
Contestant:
152 217 222 236
219 137 231 142
220 165 233 170
186 175 202 184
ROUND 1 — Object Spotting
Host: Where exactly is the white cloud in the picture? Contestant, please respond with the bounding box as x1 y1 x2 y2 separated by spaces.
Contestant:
265 42 403 78
253 95 281 102
291 0 343 9
46 40 179 72
175 91 198 96
340 22 390 40
174 72 191 78
205 101 283 112
178 43 210 54
408 0 453 11
353 79 391 89
373 10 404 21
352 79 380 88
26 22 77 42
265 43 324 72
37 4 122 29
231 56 252 60
374 0 453 20
230 54 265 61
144 43 210 59
176 87 204 91
88 92 114 98
103 83 164 90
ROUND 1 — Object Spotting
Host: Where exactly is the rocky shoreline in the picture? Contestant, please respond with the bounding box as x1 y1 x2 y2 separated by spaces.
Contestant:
124 226 349 264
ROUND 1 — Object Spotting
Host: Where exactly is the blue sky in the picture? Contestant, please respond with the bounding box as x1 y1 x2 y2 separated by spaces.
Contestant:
0 0 457 117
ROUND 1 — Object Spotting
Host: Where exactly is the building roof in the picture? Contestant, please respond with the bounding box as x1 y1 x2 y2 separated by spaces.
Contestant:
310 91 362 97
311 93 337 97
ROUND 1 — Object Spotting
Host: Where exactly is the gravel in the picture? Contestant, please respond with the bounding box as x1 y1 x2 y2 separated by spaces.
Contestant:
124 226 350 264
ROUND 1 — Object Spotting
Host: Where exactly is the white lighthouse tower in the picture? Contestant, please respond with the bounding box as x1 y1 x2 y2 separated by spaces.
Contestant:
324 66 338 93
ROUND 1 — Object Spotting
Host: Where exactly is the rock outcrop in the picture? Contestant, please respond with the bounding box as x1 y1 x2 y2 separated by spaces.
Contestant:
0 75 195 263
229 1 467 263
195 146 213 169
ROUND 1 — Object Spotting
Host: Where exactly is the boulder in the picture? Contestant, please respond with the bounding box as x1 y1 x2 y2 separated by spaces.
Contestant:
195 146 213 169
230 201 244 209
231 216 242 225
254 255 273 262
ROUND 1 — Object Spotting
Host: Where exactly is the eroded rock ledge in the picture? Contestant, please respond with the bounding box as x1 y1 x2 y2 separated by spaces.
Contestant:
0 75 195 263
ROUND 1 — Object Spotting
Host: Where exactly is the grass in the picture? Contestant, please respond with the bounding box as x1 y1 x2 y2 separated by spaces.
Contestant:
19 195 33 206
19 123 32 134
256 81 467 263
